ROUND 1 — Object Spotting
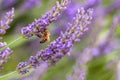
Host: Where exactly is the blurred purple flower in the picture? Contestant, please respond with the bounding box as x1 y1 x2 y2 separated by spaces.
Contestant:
53 0 100 36
84 0 102 9
53 0 79 36
20 0 41 10
104 0 120 15
92 14 120 57
1 0 17 9
92 47 100 56
67 47 93 80
0 42 7 48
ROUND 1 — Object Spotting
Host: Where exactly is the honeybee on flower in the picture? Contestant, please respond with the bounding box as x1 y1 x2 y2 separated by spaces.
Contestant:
39 29 50 43
35 28 50 43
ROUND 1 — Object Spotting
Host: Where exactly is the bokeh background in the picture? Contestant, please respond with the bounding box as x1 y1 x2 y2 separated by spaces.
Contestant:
0 0 120 80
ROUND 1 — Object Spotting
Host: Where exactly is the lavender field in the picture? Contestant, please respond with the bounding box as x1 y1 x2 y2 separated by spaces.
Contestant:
0 0 120 80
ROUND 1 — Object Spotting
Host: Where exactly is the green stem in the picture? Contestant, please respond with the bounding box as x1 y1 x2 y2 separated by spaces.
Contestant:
0 36 23 51
0 69 34 80
7 37 23 48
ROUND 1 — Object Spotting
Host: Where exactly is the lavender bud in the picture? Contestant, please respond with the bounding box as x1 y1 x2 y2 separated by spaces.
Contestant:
0 42 7 48
28 56 39 68
0 48 13 69
5 8 14 24
17 62 29 74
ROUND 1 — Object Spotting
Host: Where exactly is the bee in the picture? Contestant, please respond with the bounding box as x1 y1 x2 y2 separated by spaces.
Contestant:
35 28 50 43
39 29 50 43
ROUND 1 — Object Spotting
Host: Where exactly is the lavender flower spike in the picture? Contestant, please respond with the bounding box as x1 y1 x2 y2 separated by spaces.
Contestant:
0 41 13 70
0 47 13 69
0 8 14 70
0 8 14 35
17 7 93 74
21 0 71 38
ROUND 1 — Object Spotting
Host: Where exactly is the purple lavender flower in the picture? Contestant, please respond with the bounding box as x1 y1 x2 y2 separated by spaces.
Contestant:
22 63 48 80
17 7 94 74
0 8 14 35
53 0 79 36
17 62 29 74
0 42 7 48
0 8 14 70
92 14 120 56
21 0 71 38
53 0 100 36
0 48 13 69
